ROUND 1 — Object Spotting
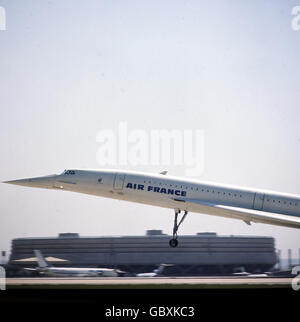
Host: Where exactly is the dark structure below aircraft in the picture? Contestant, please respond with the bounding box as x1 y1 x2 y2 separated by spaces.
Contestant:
7 230 277 276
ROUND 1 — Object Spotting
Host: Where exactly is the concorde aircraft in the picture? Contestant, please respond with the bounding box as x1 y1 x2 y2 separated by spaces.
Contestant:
4 169 300 247
24 250 122 277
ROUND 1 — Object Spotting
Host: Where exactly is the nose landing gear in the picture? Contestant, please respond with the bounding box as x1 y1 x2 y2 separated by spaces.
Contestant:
169 209 188 247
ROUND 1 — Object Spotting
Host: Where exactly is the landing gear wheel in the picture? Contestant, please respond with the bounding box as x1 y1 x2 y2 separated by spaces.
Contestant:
169 209 188 248
169 239 178 248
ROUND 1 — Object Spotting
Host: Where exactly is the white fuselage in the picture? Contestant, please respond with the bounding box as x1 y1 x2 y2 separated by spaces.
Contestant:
5 168 300 229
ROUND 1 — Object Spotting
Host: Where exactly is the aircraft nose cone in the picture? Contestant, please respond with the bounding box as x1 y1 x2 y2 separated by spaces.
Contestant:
3 175 57 188
3 179 32 186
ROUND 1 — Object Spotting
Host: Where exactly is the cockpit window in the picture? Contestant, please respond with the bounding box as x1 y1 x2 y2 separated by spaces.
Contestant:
64 170 75 175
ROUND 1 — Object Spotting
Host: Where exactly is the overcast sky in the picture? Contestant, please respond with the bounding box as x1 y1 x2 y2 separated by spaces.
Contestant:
0 0 300 259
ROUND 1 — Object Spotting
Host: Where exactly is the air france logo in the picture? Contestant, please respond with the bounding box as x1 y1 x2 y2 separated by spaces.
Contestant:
126 182 187 196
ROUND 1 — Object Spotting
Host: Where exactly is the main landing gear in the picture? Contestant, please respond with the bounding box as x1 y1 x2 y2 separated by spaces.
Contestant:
169 209 188 248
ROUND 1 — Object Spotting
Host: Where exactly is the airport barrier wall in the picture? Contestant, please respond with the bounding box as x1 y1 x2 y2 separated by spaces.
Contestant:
9 233 277 269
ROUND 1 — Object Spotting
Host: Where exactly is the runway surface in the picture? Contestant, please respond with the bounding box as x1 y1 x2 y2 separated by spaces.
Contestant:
6 276 293 288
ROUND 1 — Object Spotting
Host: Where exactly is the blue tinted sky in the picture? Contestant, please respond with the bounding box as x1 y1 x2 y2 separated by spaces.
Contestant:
0 0 300 258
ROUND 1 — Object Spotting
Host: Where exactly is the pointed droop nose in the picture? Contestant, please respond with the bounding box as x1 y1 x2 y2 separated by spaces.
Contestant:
3 175 58 189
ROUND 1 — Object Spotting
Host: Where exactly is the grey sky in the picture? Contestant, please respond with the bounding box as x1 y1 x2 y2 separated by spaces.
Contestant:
0 0 300 258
